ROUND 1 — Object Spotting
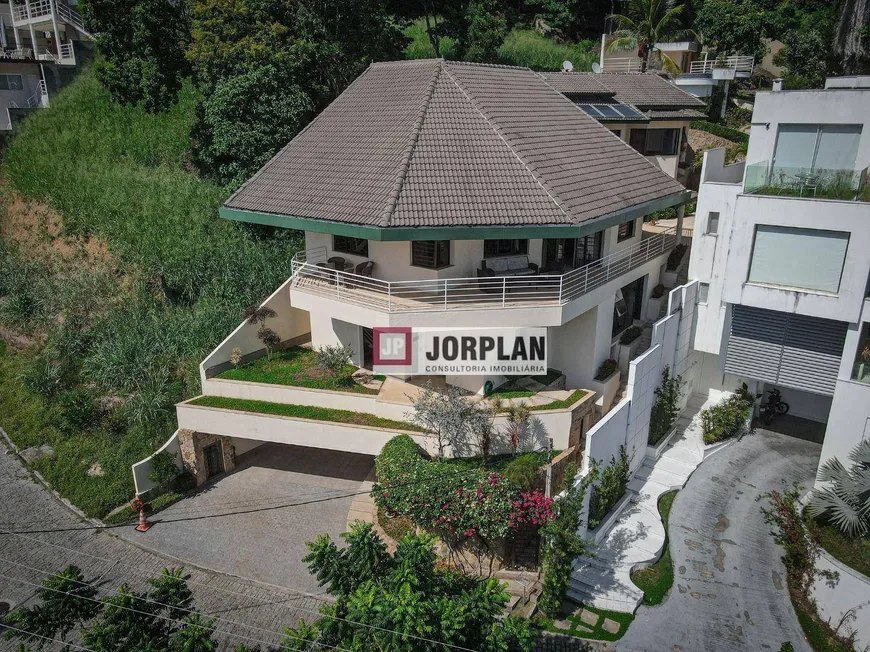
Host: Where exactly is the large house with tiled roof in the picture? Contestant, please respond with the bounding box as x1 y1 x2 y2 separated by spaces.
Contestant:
538 71 707 184
161 59 696 488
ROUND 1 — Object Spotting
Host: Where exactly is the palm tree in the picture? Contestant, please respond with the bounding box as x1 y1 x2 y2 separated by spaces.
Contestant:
806 439 870 538
607 0 696 73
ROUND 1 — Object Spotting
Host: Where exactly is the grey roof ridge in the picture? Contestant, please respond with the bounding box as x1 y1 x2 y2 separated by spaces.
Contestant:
533 72 685 202
225 62 379 209
440 62 572 222
377 60 442 228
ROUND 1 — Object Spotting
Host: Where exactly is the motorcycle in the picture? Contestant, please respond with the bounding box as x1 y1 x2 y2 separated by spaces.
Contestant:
759 388 789 425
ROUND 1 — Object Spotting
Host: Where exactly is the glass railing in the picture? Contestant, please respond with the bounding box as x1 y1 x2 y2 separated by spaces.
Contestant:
743 161 870 202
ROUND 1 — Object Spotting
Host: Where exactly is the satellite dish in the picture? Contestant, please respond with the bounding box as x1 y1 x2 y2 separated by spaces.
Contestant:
592 62 602 74
562 59 574 72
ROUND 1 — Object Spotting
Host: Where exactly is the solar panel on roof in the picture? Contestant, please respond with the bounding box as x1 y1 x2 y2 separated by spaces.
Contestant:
577 104 602 117
592 104 621 118
614 105 644 119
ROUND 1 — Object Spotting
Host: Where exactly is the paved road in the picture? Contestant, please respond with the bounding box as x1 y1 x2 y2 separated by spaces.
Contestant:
0 440 329 651
130 443 374 595
619 428 821 652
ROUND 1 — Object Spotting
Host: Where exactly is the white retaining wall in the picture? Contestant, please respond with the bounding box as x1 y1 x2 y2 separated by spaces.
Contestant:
199 276 311 383
131 430 183 496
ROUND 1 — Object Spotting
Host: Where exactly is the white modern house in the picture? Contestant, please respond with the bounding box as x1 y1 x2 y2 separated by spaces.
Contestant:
688 76 870 476
155 59 697 488
0 0 90 130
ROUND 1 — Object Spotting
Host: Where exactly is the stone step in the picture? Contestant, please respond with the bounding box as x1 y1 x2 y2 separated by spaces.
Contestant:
567 580 641 612
653 454 696 478
633 463 689 488
660 444 702 466
627 475 671 495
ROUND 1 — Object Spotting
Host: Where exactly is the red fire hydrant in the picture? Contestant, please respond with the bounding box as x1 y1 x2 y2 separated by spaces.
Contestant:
132 497 152 533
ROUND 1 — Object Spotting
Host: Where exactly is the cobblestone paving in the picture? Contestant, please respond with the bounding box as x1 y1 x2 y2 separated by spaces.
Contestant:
0 443 326 651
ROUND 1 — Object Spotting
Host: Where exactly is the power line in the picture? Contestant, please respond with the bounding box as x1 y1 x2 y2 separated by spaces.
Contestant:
0 538 485 652
1 623 94 651
0 569 350 652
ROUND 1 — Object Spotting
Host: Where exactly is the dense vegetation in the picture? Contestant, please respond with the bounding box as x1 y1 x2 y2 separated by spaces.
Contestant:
0 71 299 516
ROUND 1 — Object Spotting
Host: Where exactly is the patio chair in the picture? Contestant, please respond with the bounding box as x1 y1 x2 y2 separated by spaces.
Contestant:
476 267 500 294
327 256 346 270
347 261 374 289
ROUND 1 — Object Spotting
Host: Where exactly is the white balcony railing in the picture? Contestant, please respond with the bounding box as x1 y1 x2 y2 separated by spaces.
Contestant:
602 57 644 73
290 229 678 313
26 80 48 108
12 0 87 35
689 55 754 76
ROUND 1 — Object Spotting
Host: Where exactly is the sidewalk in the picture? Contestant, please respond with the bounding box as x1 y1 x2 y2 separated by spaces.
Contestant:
813 551 870 649
567 394 719 611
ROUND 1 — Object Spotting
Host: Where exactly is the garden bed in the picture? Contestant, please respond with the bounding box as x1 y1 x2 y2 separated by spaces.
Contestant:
631 490 677 605
187 396 423 431
812 520 870 579
216 347 380 394
533 603 634 642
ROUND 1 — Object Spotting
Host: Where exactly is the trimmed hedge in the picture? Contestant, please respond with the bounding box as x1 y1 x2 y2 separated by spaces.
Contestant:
690 120 749 144
700 394 752 445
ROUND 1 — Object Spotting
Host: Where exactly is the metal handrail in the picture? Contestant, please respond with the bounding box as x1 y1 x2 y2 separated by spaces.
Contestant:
290 229 678 313
602 57 644 73
689 55 754 75
13 0 86 32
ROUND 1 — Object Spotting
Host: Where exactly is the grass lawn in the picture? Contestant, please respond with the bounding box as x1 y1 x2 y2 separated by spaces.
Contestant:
216 347 379 394
790 587 856 652
188 396 424 431
813 520 870 579
528 389 587 412
631 490 678 605
443 450 553 472
534 603 634 642
491 369 565 398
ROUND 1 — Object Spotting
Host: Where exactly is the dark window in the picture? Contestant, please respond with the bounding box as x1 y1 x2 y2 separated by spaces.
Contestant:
576 232 603 265
483 239 528 257
333 235 368 257
629 128 679 156
706 212 720 235
617 220 635 242
0 74 23 91
610 128 622 138
411 240 450 269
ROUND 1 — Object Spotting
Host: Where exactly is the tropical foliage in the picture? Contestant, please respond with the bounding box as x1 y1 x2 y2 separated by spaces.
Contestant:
700 391 753 445
806 440 870 538
299 522 536 651
649 366 683 446
588 446 630 530
607 0 695 73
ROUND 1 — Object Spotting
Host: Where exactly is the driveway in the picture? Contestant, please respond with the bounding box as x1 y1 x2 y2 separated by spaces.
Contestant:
619 428 822 652
129 443 374 595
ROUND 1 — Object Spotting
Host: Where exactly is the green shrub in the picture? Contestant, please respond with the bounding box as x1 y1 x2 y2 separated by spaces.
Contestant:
19 356 66 398
502 453 543 491
314 344 355 378
690 120 749 144
594 359 618 381
588 446 629 530
54 389 100 434
148 450 181 486
700 393 752 445
620 326 642 345
648 366 683 446
651 284 666 299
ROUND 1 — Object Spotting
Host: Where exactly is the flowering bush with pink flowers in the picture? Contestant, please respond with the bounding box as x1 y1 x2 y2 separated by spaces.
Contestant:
374 435 554 541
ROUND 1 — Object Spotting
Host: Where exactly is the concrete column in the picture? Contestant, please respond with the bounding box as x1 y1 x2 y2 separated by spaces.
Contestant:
720 80 730 119
675 205 685 245
0 17 7 48
13 24 21 49
48 0 61 58
23 0 38 59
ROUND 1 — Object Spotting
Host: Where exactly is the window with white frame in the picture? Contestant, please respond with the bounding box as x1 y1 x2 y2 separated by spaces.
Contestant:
748 225 849 293
772 124 862 172
706 212 719 235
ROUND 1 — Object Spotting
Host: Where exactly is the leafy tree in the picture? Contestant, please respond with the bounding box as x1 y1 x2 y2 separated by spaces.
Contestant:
538 473 592 616
190 65 315 188
300 522 536 651
695 0 769 64
463 0 509 62
5 566 101 647
527 0 613 42
408 381 476 457
81 0 190 112
774 27 830 89
607 0 696 73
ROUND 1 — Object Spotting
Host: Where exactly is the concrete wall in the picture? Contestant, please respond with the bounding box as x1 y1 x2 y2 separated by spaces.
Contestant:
131 430 183 496
200 275 311 381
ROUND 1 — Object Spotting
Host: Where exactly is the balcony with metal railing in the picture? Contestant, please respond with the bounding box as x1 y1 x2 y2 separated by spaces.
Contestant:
289 229 678 319
744 161 870 203
688 55 754 77
601 57 644 73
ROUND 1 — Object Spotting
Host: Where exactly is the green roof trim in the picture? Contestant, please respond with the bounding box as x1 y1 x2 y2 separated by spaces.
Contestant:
220 190 691 241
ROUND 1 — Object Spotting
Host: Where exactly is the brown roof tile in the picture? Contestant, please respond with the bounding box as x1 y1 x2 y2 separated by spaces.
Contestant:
225 60 686 229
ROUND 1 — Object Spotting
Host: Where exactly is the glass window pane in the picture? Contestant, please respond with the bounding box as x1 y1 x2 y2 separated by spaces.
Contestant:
815 124 862 171
9 75 23 90
707 212 719 234
629 129 646 152
699 283 709 303
852 323 870 384
748 225 849 293
0 76 8 91
773 124 818 172
333 235 368 257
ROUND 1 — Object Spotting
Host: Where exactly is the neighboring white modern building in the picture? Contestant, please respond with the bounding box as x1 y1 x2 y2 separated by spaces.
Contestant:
161 59 695 486
688 77 870 476
0 0 90 130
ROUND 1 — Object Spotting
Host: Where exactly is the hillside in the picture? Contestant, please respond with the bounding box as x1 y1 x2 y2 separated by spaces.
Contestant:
0 69 302 517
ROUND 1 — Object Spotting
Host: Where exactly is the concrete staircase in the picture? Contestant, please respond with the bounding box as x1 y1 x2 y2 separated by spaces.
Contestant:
566 394 715 612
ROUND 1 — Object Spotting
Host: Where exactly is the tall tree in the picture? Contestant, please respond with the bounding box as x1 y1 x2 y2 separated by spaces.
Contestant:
298 522 536 651
527 0 613 42
81 0 191 112
607 0 696 72
695 0 769 64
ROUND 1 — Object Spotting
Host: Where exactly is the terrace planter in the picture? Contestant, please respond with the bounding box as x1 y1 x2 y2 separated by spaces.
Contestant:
589 369 621 414
618 334 643 376
661 269 678 288
646 296 664 321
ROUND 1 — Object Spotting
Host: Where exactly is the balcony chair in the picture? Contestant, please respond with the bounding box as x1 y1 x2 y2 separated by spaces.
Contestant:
347 261 374 289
